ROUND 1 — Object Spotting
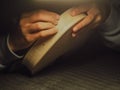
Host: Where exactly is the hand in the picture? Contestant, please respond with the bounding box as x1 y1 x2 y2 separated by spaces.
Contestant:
9 9 60 51
70 1 111 37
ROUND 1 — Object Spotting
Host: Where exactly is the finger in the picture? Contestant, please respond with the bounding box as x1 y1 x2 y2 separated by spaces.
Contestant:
72 14 95 33
24 28 58 43
70 6 89 16
72 19 99 37
28 22 55 33
38 28 58 37
29 10 60 25
32 28 58 41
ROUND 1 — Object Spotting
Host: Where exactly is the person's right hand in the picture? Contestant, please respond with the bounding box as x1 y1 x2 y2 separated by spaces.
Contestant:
9 9 60 51
70 1 111 37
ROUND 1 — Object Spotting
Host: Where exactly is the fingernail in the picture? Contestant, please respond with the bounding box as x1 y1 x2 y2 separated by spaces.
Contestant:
72 33 76 37
73 27 78 32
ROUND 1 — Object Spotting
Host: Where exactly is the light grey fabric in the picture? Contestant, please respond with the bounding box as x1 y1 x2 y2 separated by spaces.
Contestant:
100 0 120 51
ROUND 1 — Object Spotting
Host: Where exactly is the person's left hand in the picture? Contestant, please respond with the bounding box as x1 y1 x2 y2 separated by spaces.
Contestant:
70 1 111 37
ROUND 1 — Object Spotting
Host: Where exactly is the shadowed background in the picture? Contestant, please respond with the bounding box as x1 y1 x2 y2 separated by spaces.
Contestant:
0 0 120 90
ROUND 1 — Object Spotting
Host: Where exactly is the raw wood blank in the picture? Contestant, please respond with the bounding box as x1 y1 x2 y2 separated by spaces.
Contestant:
23 9 92 74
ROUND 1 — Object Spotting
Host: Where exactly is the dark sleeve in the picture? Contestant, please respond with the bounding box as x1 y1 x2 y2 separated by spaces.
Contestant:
0 35 23 70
